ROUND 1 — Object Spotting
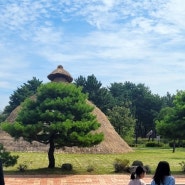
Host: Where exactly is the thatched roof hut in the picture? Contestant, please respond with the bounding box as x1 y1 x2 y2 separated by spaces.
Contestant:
47 65 73 83
0 65 132 153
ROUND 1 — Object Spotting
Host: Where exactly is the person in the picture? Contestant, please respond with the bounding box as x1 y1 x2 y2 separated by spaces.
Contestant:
128 165 146 185
0 160 5 185
151 161 175 185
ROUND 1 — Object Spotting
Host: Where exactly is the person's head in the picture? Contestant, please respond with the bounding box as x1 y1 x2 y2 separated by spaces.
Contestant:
153 161 171 184
130 165 146 180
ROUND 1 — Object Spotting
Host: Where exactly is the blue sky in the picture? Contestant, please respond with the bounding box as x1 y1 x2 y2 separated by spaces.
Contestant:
1 0 185 111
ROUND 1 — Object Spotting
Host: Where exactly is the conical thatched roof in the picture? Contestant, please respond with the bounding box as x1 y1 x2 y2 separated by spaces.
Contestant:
0 65 132 153
47 65 73 83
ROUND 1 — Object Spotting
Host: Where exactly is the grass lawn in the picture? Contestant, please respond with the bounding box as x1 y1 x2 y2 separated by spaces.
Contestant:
4 147 185 175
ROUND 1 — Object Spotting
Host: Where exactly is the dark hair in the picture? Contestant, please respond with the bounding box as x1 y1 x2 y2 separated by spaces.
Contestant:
153 161 171 185
0 160 5 185
130 166 146 180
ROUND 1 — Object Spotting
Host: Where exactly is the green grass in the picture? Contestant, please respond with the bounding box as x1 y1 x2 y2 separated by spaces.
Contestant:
4 147 185 175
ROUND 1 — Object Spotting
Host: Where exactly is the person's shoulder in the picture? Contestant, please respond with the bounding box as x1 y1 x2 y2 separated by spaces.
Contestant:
140 179 146 185
129 179 145 185
170 175 175 182
150 179 155 185
128 179 133 185
165 175 175 185
167 175 175 180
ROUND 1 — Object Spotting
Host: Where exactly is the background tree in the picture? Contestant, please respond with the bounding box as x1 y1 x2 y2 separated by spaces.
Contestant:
0 144 18 167
109 82 162 143
74 75 115 113
2 82 103 168
160 92 175 108
3 77 42 116
156 91 185 152
0 111 6 123
107 105 136 143
75 77 165 143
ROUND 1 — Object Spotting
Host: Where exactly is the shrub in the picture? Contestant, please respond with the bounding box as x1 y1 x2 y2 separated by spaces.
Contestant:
144 165 151 174
61 163 73 171
130 161 151 174
0 143 19 167
131 160 143 166
85 160 95 172
179 161 185 172
169 140 185 148
17 162 28 172
145 142 163 147
86 165 94 172
113 158 130 173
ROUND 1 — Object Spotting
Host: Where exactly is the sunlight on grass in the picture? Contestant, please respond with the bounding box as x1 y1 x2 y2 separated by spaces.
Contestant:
4 148 185 175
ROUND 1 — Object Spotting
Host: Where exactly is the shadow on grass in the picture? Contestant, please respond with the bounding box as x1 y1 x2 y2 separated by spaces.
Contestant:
4 168 120 176
4 167 79 176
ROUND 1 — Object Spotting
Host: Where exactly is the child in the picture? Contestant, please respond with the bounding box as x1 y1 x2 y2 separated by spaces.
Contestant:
128 165 146 185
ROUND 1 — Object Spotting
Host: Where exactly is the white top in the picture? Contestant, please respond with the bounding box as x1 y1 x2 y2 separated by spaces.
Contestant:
128 179 146 185
150 176 175 185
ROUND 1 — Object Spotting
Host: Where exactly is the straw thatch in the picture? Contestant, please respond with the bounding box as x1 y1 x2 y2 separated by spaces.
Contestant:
47 65 73 83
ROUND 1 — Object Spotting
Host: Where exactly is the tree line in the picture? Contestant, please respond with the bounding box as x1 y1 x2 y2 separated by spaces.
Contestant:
0 75 185 150
74 75 176 144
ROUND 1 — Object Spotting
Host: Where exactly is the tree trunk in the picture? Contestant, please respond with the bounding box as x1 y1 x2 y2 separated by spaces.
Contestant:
135 133 138 145
135 122 139 145
48 138 55 168
172 139 176 153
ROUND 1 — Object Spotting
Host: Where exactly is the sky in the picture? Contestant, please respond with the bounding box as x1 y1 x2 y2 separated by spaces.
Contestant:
1 0 185 111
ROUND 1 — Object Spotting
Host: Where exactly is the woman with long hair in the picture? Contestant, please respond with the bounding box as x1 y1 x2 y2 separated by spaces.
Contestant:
128 165 146 185
151 161 175 185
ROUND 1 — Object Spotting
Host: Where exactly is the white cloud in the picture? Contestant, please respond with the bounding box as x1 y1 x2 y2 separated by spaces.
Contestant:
1 0 185 110
32 26 64 44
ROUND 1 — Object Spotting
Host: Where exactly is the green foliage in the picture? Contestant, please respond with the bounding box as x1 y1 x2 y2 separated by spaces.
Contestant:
131 160 143 166
74 75 115 113
144 165 151 174
155 107 176 139
86 165 94 172
75 74 102 95
75 75 175 142
107 105 136 141
109 82 163 138
145 141 164 147
113 158 130 172
0 144 19 167
179 161 185 172
3 149 185 175
130 160 151 174
17 161 28 172
61 163 73 171
85 160 95 172
3 77 42 115
3 83 103 146
160 92 175 108
169 140 185 148
2 82 103 168
0 111 6 123
156 91 185 144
